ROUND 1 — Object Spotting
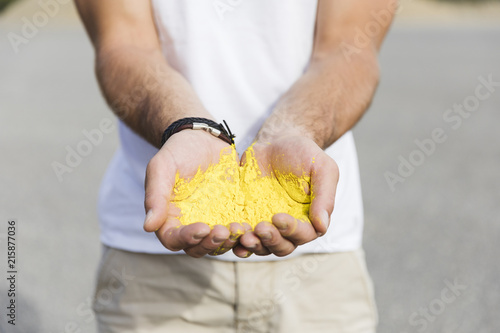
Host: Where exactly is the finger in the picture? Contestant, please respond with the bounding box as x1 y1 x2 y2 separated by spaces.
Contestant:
156 221 211 252
254 222 296 257
239 230 271 256
233 244 253 258
209 223 245 256
272 213 318 245
185 225 230 258
242 222 253 232
232 223 255 258
309 154 339 236
143 152 175 232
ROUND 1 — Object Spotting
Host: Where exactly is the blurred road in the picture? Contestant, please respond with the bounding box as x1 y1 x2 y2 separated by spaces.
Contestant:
0 4 499 333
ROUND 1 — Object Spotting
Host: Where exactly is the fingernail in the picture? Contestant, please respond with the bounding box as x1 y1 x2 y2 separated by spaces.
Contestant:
193 231 209 240
258 232 272 241
144 210 154 230
244 251 252 258
273 219 287 231
213 236 226 243
321 210 330 230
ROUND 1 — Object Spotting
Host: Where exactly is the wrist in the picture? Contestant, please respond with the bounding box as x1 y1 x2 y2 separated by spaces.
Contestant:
255 126 317 146
159 129 232 162
161 117 235 147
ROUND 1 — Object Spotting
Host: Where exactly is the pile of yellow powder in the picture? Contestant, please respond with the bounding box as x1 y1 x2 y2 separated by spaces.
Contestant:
172 145 311 228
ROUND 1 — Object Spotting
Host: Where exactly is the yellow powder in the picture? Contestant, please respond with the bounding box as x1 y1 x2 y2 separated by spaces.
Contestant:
172 144 311 228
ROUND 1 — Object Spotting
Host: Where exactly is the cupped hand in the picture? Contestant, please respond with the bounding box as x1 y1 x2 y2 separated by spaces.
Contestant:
234 135 339 258
144 130 244 258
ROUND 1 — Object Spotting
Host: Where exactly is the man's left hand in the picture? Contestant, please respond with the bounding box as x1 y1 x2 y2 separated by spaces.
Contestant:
233 135 339 258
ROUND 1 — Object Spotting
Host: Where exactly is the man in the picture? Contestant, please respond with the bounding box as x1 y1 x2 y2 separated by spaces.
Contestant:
76 0 394 331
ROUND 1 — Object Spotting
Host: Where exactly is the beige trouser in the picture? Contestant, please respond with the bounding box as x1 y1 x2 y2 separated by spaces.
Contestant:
93 246 378 333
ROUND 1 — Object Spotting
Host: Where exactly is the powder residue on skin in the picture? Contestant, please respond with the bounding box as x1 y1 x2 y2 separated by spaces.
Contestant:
172 145 311 228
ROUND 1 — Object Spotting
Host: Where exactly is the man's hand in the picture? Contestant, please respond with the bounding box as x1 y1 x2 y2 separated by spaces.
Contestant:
230 0 394 258
76 0 245 257
144 131 244 258
234 136 339 258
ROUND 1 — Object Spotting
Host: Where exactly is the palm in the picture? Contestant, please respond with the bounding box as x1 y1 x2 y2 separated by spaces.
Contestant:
145 130 243 257
165 136 239 225
235 135 338 257
164 132 232 181
248 136 318 205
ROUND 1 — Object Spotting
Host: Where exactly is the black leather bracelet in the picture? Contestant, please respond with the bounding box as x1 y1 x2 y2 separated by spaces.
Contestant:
160 117 236 146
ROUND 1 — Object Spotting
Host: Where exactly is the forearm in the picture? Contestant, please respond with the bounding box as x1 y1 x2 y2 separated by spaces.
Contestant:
256 49 379 149
96 47 212 148
75 0 214 148
256 0 394 149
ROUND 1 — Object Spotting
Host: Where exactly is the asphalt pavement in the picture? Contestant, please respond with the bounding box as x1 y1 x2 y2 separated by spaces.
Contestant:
0 5 499 333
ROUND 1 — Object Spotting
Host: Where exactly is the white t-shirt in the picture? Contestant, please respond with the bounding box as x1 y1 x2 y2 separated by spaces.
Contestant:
98 0 364 261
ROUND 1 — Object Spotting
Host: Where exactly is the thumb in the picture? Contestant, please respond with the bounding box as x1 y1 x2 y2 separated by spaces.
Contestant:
143 154 174 232
309 154 339 236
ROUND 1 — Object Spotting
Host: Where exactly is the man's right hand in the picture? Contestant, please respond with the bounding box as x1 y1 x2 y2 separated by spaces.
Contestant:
143 130 244 258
